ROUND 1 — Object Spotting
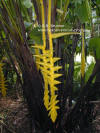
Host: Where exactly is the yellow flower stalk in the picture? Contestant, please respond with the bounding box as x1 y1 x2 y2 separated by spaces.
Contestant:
46 0 62 122
0 62 7 97
81 27 85 78
40 0 50 110
33 0 50 110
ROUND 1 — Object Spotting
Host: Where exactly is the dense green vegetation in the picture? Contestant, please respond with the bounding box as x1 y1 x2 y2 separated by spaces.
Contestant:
0 0 100 133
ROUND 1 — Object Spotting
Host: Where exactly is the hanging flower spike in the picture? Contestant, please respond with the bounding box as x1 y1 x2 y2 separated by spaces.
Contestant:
0 62 7 97
33 0 81 123
81 26 85 78
47 0 61 123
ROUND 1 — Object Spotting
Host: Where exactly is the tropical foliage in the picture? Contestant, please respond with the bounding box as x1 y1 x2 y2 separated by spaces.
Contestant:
0 0 100 132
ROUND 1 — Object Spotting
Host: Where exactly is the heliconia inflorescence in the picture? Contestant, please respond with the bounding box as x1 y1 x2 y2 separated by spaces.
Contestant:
33 0 81 123
0 62 7 97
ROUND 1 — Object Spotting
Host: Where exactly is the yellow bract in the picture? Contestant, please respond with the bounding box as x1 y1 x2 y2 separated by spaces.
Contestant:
0 62 7 97
33 0 83 123
52 32 80 39
33 0 62 122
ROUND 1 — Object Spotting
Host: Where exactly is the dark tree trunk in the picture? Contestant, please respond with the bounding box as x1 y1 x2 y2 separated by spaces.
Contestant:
0 8 50 133
0 0 57 132
61 34 79 122
65 60 100 133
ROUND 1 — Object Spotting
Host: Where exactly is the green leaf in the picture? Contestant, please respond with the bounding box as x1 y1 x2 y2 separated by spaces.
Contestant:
85 62 95 82
29 27 43 44
75 0 91 23
96 8 100 17
1 31 6 39
96 0 100 6
22 0 32 8
24 21 32 30
85 0 92 19
89 37 100 59
73 0 83 5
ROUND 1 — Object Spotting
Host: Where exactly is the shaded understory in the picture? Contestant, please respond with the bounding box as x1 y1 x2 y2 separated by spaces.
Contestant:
0 97 100 133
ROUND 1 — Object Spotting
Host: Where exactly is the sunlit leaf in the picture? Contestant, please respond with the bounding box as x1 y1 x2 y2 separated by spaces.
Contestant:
89 37 100 59
22 0 32 8
29 27 43 44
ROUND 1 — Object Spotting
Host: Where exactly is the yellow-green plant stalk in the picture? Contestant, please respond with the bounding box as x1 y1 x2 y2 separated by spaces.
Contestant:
40 0 50 110
0 62 7 97
81 26 85 78
33 0 50 110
